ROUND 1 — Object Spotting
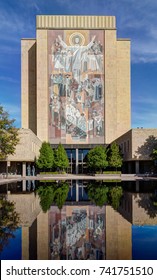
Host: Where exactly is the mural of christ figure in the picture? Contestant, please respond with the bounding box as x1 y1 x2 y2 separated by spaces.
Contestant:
57 34 96 82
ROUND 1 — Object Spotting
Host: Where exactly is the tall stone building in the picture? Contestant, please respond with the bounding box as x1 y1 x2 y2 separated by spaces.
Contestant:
3 16 156 175
20 15 131 173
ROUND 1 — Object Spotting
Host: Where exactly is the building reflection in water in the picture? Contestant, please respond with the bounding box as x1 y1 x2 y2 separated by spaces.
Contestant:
1 180 157 260
49 206 105 260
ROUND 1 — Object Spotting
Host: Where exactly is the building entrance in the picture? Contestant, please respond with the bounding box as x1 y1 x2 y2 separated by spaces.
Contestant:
66 149 89 174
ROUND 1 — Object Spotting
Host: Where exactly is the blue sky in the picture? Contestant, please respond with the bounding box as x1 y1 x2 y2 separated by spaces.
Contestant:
0 0 157 128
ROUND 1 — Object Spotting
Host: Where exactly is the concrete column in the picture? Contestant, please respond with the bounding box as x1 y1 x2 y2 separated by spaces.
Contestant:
76 180 79 202
37 211 49 260
135 161 139 174
22 180 26 191
76 148 78 174
22 227 29 260
71 151 72 173
22 162 26 177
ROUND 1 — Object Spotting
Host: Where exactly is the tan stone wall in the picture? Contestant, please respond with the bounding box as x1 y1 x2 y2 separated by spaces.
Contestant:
37 211 49 259
117 40 131 139
36 30 49 141
22 227 29 260
132 129 157 160
104 32 131 143
21 39 36 133
36 15 116 30
119 191 157 225
114 129 132 160
7 129 42 161
121 191 157 225
106 206 132 259
115 129 157 161
104 30 117 143
132 193 157 225
7 192 41 227
21 16 131 145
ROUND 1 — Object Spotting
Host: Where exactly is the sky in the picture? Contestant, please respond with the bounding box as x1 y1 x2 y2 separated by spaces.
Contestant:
0 0 157 128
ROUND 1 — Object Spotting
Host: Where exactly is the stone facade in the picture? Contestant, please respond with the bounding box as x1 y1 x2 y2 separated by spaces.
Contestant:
115 128 157 161
8 191 41 227
106 205 132 259
7 128 42 162
21 39 37 134
1 15 132 173
21 15 131 144
119 190 157 225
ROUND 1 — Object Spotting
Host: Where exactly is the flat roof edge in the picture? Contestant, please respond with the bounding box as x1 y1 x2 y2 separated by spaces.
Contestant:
36 15 116 29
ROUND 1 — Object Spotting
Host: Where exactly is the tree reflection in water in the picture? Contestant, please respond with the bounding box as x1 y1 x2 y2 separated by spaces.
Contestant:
0 197 20 252
37 181 69 212
87 181 123 209
87 182 109 207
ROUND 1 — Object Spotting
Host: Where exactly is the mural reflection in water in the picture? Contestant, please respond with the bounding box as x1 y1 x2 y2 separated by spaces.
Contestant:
2 180 157 260
49 205 105 260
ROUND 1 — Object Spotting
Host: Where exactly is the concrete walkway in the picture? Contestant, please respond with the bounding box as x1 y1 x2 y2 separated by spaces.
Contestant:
1 173 157 184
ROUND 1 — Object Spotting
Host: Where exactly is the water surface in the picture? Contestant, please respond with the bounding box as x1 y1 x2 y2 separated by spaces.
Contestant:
1 180 157 260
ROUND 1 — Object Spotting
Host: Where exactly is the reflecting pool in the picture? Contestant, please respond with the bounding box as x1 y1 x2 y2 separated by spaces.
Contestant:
1 180 157 260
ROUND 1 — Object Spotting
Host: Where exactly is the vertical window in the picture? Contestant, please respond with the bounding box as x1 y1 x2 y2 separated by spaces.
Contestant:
124 142 126 153
127 140 129 152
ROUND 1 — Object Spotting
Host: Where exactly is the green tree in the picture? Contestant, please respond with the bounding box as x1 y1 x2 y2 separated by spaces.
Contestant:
87 182 109 207
108 186 123 210
0 105 19 160
37 181 69 212
36 141 54 170
152 149 157 160
54 143 69 172
87 146 108 173
108 142 123 170
54 182 69 209
37 183 56 212
0 197 20 252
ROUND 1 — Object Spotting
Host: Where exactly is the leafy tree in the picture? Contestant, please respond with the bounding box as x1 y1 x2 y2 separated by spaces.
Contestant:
87 146 108 173
152 149 157 160
108 142 123 170
54 182 69 209
0 197 20 252
54 143 69 172
37 181 69 212
108 186 123 210
87 182 109 207
36 141 54 170
37 183 56 212
0 105 19 160
87 181 123 209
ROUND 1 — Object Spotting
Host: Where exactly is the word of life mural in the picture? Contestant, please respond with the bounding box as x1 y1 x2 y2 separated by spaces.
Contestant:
50 206 105 260
48 30 104 144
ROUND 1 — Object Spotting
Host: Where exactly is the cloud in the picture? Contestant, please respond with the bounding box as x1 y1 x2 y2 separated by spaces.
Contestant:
132 110 157 128
0 0 156 62
0 1 37 55
56 0 157 64
133 97 157 107
132 95 157 127
0 76 20 83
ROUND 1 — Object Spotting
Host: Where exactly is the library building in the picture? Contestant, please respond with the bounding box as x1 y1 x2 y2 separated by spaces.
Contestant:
1 15 157 175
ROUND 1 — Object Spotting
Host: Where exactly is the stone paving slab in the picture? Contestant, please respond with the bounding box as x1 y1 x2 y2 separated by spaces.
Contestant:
1 174 157 184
